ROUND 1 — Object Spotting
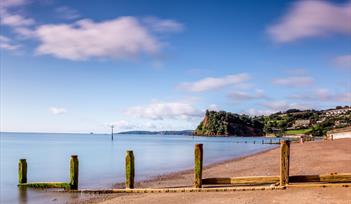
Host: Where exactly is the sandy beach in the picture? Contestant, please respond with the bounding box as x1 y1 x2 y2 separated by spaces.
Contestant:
76 139 351 204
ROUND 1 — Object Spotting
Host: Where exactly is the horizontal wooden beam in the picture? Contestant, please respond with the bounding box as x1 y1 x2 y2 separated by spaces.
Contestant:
68 186 285 194
202 176 280 185
287 183 351 188
18 182 70 189
290 173 351 183
202 173 351 185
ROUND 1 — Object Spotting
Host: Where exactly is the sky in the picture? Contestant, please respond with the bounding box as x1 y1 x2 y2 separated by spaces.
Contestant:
0 0 350 133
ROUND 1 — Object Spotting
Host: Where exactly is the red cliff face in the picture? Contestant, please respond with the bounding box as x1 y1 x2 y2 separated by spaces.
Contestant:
203 115 209 127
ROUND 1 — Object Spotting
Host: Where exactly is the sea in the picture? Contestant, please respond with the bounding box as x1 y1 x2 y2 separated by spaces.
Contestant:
0 132 281 204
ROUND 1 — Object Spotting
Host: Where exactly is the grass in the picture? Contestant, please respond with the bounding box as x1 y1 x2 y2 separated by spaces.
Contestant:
285 128 312 135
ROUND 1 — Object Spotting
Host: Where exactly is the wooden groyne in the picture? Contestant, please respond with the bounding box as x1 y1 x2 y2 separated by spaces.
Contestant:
18 140 350 193
125 150 135 189
18 155 79 190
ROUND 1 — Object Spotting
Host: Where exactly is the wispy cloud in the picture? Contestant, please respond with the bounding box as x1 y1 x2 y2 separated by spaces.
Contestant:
289 89 351 103
178 73 250 92
207 104 219 111
267 1 351 42
228 89 266 101
0 0 35 27
125 102 202 120
243 101 312 116
55 6 80 20
0 35 20 50
108 120 136 130
0 12 35 26
261 100 312 112
334 54 351 70
272 76 313 87
143 17 184 32
49 107 67 115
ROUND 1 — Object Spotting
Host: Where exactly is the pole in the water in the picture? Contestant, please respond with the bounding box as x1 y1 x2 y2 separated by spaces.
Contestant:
111 125 114 141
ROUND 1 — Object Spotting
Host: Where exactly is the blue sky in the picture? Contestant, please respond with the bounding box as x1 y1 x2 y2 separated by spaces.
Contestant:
1 0 350 133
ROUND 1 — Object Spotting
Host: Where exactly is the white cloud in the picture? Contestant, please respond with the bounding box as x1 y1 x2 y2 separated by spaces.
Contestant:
178 73 250 92
0 0 182 61
267 1 351 42
334 54 351 69
0 12 35 26
0 35 20 50
228 89 266 101
272 76 313 87
125 102 202 120
49 107 67 115
34 17 182 60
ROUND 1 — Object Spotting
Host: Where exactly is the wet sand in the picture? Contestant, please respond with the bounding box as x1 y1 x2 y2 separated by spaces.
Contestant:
79 139 351 204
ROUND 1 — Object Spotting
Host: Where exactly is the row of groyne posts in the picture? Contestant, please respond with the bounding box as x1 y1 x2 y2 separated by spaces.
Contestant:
18 140 350 193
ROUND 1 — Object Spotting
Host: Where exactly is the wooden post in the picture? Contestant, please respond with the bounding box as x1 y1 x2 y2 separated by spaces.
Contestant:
280 140 290 186
194 144 203 188
70 155 79 190
18 159 27 184
125 150 135 189
270 139 272 144
253 140 255 144
300 136 304 144
262 140 264 144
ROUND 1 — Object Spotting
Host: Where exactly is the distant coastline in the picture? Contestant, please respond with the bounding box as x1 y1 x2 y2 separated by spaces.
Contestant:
118 130 194 135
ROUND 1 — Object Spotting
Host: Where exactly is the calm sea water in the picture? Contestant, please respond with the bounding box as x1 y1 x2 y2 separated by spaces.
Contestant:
0 132 280 204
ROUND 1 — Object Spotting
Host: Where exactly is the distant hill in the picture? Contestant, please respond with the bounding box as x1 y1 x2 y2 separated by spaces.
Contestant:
118 130 194 135
195 110 264 136
195 106 351 137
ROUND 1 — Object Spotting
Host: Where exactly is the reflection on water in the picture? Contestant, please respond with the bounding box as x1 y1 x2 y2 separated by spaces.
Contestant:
1 132 280 204
18 187 27 204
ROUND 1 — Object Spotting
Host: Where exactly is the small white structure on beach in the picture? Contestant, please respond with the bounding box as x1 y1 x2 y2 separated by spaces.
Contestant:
327 126 351 140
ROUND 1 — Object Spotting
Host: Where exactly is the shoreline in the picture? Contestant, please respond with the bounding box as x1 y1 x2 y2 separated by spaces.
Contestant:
70 145 280 203
90 139 351 204
114 145 279 189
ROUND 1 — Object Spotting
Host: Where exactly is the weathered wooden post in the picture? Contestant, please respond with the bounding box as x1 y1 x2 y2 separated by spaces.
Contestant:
125 150 135 189
18 159 27 184
270 139 272 144
70 155 79 190
194 144 203 188
262 140 264 144
300 136 304 144
280 140 290 186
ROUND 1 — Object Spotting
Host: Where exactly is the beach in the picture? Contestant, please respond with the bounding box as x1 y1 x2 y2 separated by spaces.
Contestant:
80 139 351 204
